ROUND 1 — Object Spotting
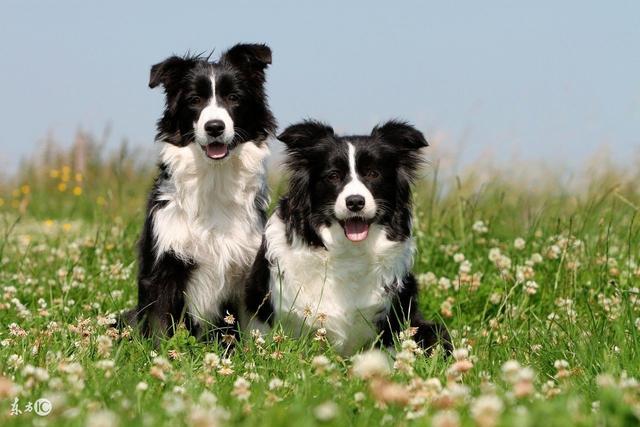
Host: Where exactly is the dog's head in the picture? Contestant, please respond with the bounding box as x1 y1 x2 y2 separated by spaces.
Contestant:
278 120 427 245
149 43 276 160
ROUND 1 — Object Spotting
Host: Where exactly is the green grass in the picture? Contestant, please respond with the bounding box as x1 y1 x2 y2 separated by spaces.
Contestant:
0 147 639 426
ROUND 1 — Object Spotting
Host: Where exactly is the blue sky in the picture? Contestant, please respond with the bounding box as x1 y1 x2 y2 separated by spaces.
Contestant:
1 1 638 172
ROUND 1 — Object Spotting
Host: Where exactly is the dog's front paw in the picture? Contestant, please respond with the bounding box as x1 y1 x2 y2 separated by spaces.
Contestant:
414 320 452 356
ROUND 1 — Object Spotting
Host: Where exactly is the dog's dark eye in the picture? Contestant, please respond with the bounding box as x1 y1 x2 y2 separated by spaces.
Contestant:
365 170 380 179
326 171 341 183
227 93 240 102
188 96 201 106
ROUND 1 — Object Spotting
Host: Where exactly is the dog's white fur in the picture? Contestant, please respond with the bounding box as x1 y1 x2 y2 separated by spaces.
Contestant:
257 214 415 355
153 140 269 325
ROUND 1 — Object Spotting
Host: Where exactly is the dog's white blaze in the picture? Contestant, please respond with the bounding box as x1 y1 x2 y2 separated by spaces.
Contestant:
194 72 235 146
153 140 269 324
261 214 415 356
334 142 377 220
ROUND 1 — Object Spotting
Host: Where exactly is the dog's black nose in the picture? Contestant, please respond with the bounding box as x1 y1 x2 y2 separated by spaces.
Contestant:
204 120 225 137
346 195 365 212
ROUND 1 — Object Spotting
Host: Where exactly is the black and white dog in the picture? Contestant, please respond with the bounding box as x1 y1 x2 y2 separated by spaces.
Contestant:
246 120 451 356
123 43 276 340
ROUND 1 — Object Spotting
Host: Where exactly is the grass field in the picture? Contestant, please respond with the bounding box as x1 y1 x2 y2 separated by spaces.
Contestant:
1 141 639 426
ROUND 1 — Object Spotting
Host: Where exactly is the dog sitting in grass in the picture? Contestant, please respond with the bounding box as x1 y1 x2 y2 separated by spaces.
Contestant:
119 43 276 342
245 120 451 356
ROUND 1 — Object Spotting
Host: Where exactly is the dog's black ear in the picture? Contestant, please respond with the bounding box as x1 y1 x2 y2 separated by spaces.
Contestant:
221 43 272 73
277 121 334 150
371 120 428 150
373 120 427 183
149 56 196 89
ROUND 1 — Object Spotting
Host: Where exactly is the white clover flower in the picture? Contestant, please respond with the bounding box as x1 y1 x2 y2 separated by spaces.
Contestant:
8 354 23 369
394 350 416 375
351 350 390 379
203 353 220 370
496 255 512 270
438 277 452 291
459 260 472 274
217 358 234 376
268 378 284 390
223 311 235 325
231 377 251 401
471 395 504 427
199 390 218 407
189 405 226 427
96 359 115 369
452 348 469 361
314 327 327 341
136 381 148 392
86 410 118 427
250 329 266 346
8 323 27 337
489 293 502 304
488 248 502 262
432 410 461 427
554 359 571 379
501 360 521 383
530 253 543 264
548 245 562 259
96 335 113 357
311 355 332 374
445 382 471 402
524 281 539 295
314 401 338 421
425 377 443 393
23 364 49 383
152 356 171 371
417 272 438 289
401 339 420 353
518 367 535 382
472 221 489 234
453 253 465 263
163 393 187 415
96 314 117 326
514 238 526 250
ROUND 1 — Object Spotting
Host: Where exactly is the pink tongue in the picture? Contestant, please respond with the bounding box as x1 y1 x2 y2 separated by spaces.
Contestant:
205 143 228 159
344 219 369 242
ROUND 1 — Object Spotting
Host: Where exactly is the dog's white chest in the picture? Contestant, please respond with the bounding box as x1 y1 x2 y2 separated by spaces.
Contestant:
153 142 268 324
178 221 259 323
264 216 414 355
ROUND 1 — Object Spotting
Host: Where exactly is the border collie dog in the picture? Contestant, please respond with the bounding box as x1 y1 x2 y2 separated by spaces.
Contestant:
127 43 276 340
246 120 451 356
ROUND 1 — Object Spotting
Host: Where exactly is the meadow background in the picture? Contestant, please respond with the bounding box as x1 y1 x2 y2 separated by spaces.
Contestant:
2 1 640 426
0 134 638 427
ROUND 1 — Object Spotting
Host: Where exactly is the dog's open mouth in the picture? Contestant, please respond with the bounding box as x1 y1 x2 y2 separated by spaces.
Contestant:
342 217 370 242
203 142 229 160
